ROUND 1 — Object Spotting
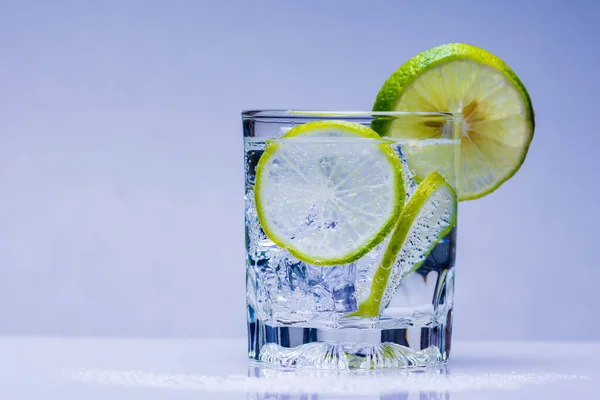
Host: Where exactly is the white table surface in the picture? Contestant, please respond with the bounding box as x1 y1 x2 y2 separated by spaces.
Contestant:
0 338 597 399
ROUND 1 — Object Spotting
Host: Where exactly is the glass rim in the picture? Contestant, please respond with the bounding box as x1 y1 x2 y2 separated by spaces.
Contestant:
242 109 462 120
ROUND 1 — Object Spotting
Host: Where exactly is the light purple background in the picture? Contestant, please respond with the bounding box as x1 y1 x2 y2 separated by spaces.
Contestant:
0 0 597 340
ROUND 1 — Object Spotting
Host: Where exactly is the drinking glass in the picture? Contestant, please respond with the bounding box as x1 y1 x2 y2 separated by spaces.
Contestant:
244 110 459 369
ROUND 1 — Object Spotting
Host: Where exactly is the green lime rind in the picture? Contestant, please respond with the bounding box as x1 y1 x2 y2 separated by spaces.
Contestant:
371 43 535 201
348 171 457 318
254 120 405 266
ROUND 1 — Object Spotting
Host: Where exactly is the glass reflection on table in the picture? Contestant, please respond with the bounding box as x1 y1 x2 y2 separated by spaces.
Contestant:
247 363 451 400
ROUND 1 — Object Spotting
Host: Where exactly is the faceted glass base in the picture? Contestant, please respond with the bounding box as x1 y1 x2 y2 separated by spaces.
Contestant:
248 312 452 370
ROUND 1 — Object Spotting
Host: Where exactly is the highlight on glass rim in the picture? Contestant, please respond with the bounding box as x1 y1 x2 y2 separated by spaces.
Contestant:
243 43 534 369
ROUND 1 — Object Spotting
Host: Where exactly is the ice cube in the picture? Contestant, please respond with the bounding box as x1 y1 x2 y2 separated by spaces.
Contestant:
321 265 357 312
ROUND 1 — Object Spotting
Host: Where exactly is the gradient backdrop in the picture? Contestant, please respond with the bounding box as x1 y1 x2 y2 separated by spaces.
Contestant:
0 0 598 341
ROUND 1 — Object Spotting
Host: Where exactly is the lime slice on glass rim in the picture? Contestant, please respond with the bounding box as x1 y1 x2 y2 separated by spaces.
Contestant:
350 171 457 318
372 43 535 200
254 120 405 266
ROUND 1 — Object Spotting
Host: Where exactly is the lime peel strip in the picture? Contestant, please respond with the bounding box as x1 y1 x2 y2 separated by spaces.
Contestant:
348 171 457 318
